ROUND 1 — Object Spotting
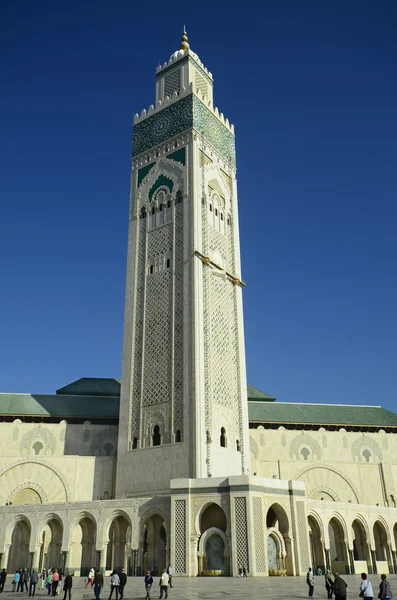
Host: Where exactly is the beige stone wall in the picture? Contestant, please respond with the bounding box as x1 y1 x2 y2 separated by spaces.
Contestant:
0 421 118 503
249 426 397 508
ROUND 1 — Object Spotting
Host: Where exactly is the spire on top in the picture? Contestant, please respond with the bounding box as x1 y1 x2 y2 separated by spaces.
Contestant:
180 27 189 50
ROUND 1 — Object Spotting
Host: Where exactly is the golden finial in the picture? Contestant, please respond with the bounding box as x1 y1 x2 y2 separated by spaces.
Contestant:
180 27 189 50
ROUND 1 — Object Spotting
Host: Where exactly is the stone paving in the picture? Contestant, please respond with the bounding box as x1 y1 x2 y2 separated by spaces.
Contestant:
1 575 397 600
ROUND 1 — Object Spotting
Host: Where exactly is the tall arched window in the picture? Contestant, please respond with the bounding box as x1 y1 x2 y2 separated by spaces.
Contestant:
175 430 181 443
236 440 240 452
153 425 161 447
132 437 138 449
220 428 226 448
32 441 43 455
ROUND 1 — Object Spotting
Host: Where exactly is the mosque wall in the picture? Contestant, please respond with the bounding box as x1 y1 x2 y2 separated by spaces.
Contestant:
249 427 397 509
0 421 118 504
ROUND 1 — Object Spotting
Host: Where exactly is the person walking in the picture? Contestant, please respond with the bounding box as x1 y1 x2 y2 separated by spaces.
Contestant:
86 568 95 588
379 574 393 600
16 570 23 592
325 570 334 599
108 572 120 600
46 571 53 595
242 565 247 577
159 570 169 600
12 570 20 593
93 570 103 600
62 572 73 600
167 565 173 588
307 568 314 598
360 574 374 600
29 570 39 597
40 570 47 591
144 571 153 599
51 569 60 597
334 572 348 600
0 569 7 593
119 569 127 599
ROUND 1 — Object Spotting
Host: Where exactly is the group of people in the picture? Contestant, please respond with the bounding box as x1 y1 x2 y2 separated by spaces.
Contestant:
306 568 393 600
143 564 173 600
0 567 72 598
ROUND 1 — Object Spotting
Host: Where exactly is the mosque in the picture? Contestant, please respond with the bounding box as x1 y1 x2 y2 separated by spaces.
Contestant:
1 32 397 579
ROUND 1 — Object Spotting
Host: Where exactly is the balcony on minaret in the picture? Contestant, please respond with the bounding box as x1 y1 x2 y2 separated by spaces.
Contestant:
155 30 213 105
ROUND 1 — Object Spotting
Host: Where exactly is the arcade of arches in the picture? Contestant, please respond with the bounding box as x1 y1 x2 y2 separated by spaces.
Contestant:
2 495 397 577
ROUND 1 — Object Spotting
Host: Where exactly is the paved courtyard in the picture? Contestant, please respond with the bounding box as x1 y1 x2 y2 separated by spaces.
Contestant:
1 575 397 600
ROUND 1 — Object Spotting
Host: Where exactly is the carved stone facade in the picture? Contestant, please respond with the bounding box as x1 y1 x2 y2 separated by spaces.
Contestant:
1 35 397 579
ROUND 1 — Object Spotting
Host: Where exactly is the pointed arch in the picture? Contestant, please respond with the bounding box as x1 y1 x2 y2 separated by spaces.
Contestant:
137 158 185 208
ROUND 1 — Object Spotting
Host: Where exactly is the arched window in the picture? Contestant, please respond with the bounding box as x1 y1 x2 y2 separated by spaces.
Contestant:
220 427 226 448
300 447 310 461
149 265 154 274
140 207 146 219
103 443 113 456
166 258 170 268
176 191 183 204
132 437 138 449
236 440 240 452
32 441 43 455
175 430 181 443
153 425 161 447
362 449 371 463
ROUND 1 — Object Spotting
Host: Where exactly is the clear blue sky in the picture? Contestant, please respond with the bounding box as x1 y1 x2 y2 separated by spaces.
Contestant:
1 1 396 411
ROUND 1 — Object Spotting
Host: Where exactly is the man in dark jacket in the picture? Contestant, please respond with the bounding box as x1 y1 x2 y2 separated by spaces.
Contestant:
379 574 392 600
119 569 127 600
0 569 7 593
334 572 348 600
144 571 153 600
93 570 104 600
29 570 39 597
62 573 73 600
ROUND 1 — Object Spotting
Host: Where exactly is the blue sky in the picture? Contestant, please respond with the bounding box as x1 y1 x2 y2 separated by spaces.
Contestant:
1 1 396 410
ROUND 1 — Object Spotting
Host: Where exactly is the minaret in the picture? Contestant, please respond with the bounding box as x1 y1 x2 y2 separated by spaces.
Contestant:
116 31 250 497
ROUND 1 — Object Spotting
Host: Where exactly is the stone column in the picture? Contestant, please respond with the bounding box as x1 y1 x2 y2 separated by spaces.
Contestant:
0 546 10 570
100 544 108 575
31 548 40 571
387 544 393 574
392 550 397 574
325 549 331 572
371 550 377 575
345 543 351 574
349 550 355 574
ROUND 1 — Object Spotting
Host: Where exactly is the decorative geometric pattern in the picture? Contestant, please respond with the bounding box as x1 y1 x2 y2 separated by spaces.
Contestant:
295 501 310 569
174 500 186 573
130 161 185 444
133 95 235 166
20 427 57 456
289 434 322 460
253 497 266 572
164 69 181 98
157 56 213 85
130 219 146 441
10 487 42 505
351 436 383 463
234 497 249 571
201 169 246 470
143 224 173 406
173 204 184 434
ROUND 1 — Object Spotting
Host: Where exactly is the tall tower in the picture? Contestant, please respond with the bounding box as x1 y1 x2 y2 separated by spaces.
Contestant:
116 32 250 497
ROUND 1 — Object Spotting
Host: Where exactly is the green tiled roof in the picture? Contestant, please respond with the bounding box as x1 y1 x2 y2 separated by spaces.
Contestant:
56 378 121 397
247 385 275 402
0 394 119 418
248 402 397 427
